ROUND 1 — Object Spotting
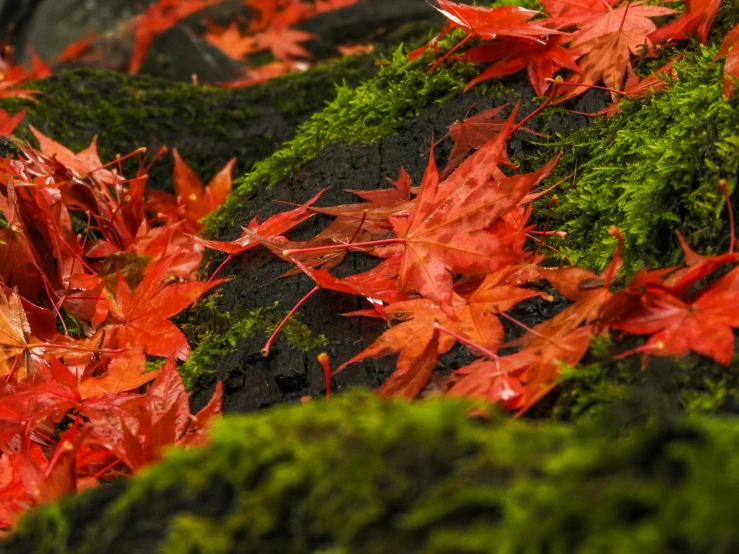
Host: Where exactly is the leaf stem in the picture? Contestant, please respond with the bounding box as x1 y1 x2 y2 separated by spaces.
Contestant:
262 285 320 357
317 352 332 399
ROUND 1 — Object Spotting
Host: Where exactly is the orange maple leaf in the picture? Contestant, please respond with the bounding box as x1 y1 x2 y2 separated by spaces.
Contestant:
172 148 236 227
102 257 224 360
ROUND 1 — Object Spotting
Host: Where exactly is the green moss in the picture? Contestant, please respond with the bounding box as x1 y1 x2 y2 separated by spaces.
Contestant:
540 46 739 273
553 335 739 423
179 303 277 389
0 53 378 191
8 391 739 553
268 316 331 352
180 301 329 389
203 45 514 236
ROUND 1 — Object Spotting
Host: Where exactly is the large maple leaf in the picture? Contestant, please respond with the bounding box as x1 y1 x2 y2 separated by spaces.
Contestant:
390 110 558 314
458 35 580 94
608 266 739 366
555 2 675 103
555 31 641 103
338 267 546 399
102 257 224 360
572 2 676 46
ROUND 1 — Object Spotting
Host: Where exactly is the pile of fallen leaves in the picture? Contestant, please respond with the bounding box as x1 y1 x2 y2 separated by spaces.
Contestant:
0 114 234 527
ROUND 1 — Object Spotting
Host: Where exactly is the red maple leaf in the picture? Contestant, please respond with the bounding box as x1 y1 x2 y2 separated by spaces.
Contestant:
714 23 739 96
102 257 224 360
411 0 559 66
337 266 546 399
390 110 558 314
81 359 222 470
171 148 236 228
608 266 739 366
78 347 158 400
434 0 557 41
0 108 26 137
457 35 580 94
442 104 547 175
539 0 617 30
649 0 720 44
572 2 676 46
600 59 678 116
204 21 258 61
250 26 317 60
56 34 97 63
554 2 675 103
128 0 228 74
448 325 593 412
191 187 325 278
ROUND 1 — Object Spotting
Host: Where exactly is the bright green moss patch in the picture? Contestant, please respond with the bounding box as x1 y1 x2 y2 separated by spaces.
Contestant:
544 46 739 273
180 300 329 390
7 391 739 553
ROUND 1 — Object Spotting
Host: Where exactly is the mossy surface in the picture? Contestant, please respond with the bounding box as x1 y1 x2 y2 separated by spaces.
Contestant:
5 391 739 554
541 46 739 274
179 297 329 391
0 55 377 191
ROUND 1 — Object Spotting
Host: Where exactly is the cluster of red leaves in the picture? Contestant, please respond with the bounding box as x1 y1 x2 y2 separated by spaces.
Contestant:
207 0 360 86
198 103 739 416
113 0 360 85
413 0 719 114
6 0 365 92
0 121 232 528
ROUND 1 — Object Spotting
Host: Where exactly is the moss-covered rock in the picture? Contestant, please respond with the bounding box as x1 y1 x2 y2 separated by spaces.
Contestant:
4 391 739 553
1 56 378 191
